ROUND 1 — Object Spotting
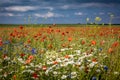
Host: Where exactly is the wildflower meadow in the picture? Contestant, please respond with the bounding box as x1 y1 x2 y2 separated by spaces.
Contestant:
0 24 120 80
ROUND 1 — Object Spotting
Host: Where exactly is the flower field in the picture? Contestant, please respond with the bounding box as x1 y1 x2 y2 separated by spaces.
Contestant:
0 25 120 80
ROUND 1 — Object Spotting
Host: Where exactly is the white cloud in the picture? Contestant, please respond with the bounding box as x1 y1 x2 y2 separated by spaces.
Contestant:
60 3 118 9
75 12 83 16
40 7 54 11
61 5 70 9
78 3 106 7
5 6 38 12
34 12 64 18
0 13 14 16
0 13 23 16
4 5 54 12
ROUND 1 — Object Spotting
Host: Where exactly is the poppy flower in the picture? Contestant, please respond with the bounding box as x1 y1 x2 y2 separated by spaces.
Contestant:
3 54 7 59
33 35 38 39
91 40 96 45
64 55 70 58
13 75 16 80
68 37 72 42
20 53 25 58
25 59 31 64
62 32 65 36
53 61 58 65
81 40 85 45
51 29 54 32
62 43 66 47
28 55 34 60
27 39 31 43
19 25 23 30
0 38 3 46
108 48 113 53
111 41 119 48
32 73 38 79
42 66 47 71
92 58 97 62
0 41 2 46
56 29 60 32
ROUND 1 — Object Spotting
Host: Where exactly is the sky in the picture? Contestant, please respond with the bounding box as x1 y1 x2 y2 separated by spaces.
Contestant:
0 0 120 24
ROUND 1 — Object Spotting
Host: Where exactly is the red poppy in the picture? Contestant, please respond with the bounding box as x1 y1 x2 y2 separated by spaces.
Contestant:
32 73 38 79
13 75 16 80
0 38 2 42
0 38 2 46
27 39 31 43
81 40 85 45
20 53 25 58
108 48 113 53
28 55 34 60
51 29 54 32
92 58 97 62
62 32 65 36
61 43 66 47
111 41 119 48
91 40 96 45
3 54 7 59
64 55 70 58
42 66 47 71
68 37 72 42
56 29 60 32
0 41 2 46
53 61 58 65
25 59 31 64
19 25 23 30
37 33 42 36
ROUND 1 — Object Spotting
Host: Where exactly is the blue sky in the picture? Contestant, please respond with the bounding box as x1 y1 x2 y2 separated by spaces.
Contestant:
0 0 120 24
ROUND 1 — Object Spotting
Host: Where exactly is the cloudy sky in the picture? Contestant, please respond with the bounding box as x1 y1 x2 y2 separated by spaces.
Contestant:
0 0 120 24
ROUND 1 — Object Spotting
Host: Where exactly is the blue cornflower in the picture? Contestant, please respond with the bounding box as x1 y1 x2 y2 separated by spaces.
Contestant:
99 48 102 51
92 77 97 80
0 47 2 51
104 66 108 71
31 48 37 54
3 40 10 44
